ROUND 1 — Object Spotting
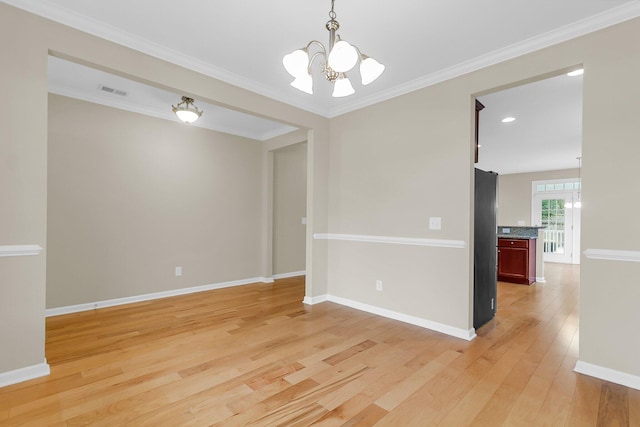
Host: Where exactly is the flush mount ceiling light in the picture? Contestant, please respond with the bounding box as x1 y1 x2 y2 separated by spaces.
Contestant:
282 0 385 97
501 117 516 123
172 96 203 123
567 68 584 77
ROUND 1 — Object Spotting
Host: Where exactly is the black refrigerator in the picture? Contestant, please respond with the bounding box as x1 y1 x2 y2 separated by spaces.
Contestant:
474 168 498 329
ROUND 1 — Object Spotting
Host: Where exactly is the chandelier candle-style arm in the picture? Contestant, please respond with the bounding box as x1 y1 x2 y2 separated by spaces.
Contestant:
282 0 384 97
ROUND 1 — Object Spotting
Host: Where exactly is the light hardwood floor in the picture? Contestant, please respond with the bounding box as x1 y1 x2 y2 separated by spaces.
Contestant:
1 263 639 426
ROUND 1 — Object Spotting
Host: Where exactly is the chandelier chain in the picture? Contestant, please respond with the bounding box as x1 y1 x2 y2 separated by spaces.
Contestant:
329 0 336 19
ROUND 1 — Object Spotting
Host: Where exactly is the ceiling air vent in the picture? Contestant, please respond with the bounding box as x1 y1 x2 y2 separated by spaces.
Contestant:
99 85 127 97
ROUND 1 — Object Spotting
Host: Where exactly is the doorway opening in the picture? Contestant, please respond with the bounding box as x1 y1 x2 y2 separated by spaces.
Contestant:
271 142 308 279
473 66 584 330
532 178 582 264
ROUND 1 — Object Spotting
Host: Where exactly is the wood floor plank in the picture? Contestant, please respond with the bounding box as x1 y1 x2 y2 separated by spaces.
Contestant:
468 355 538 426
438 348 523 426
565 373 603 426
341 403 388 426
597 382 630 426
375 349 461 411
0 266 638 426
629 387 640 427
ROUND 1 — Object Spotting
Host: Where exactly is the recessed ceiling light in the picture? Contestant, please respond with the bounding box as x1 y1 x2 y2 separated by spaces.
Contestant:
501 117 516 123
567 69 584 77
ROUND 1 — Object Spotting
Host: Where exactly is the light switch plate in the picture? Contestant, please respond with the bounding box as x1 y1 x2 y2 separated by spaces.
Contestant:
175 266 182 277
301 217 307 225
429 217 442 230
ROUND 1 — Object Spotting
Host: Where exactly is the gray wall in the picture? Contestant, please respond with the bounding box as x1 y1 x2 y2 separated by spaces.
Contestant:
328 19 640 376
0 8 48 374
272 143 307 276
47 94 263 308
498 169 579 226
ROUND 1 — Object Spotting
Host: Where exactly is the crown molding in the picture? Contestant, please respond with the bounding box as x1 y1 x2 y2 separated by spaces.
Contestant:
3 0 328 117
49 84 296 141
328 1 640 117
7 0 640 119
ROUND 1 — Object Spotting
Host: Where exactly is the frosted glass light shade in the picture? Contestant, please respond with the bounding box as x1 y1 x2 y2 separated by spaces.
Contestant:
328 40 358 72
290 73 313 95
175 109 200 123
332 76 355 97
359 57 385 85
172 97 202 123
283 49 309 77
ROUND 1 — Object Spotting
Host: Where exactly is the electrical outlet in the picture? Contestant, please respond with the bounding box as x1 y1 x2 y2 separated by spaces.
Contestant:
175 266 182 277
376 280 383 292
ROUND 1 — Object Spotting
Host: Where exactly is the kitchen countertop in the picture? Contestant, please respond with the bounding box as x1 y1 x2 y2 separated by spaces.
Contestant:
497 225 544 240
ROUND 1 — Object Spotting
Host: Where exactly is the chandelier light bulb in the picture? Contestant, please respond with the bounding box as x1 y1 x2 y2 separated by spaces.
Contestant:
290 73 314 95
283 49 309 78
332 76 355 97
328 40 358 73
359 56 385 85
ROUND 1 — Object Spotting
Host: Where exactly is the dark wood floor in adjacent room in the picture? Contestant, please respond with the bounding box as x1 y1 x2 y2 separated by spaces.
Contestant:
0 263 638 426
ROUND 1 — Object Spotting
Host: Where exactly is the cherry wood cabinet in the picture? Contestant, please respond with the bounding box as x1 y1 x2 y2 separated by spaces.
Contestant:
498 238 536 285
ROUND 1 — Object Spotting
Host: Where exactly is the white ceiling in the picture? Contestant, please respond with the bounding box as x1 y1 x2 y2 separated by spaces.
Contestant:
6 0 639 168
48 56 298 141
476 72 584 175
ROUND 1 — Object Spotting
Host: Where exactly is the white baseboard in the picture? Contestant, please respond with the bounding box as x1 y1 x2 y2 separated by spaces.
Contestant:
46 277 268 317
305 293 475 341
260 277 275 283
0 360 50 388
303 294 329 305
574 360 640 391
536 276 546 283
273 271 306 280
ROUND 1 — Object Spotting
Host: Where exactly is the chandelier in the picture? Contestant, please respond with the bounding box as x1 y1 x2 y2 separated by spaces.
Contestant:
282 0 385 97
172 96 203 123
